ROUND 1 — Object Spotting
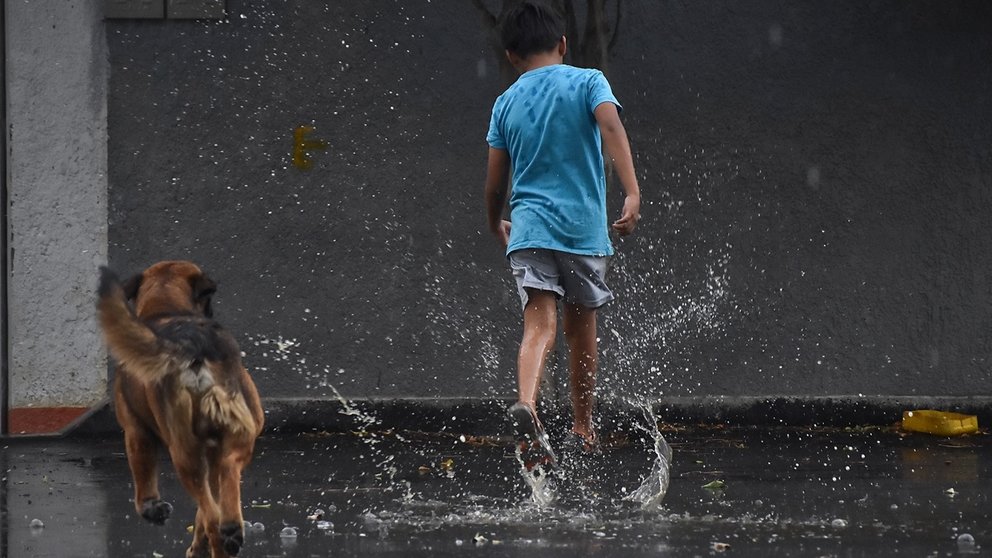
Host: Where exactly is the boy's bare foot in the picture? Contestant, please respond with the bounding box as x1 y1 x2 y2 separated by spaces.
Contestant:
564 430 602 455
508 402 557 469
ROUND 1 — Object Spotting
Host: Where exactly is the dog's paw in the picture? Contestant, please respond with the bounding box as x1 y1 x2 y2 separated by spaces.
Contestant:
140 498 173 524
185 538 210 558
185 540 210 558
97 266 120 298
220 522 244 556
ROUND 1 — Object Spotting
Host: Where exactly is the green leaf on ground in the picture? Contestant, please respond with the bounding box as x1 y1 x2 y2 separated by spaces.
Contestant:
702 480 727 490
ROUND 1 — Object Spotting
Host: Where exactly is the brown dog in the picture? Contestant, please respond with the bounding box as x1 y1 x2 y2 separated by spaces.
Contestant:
97 261 263 558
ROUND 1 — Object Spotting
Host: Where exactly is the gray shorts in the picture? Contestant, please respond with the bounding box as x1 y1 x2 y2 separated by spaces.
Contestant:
508 249 614 310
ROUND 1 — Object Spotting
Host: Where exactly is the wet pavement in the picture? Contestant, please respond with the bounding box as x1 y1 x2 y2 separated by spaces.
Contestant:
2 420 990 557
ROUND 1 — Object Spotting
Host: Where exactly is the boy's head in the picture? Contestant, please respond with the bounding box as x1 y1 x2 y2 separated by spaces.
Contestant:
499 1 565 59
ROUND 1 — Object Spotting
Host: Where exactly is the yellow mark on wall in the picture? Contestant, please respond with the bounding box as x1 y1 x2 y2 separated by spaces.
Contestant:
292 126 328 170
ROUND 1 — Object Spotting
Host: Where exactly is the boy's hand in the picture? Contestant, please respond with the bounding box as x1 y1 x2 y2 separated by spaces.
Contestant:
612 195 640 236
493 219 512 246
596 104 641 237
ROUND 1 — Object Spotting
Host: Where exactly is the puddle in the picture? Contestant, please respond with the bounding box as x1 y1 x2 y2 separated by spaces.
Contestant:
4 424 991 557
124 338 987 557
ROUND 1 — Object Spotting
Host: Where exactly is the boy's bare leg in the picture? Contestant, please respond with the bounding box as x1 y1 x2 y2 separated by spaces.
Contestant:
517 289 558 420
563 302 598 441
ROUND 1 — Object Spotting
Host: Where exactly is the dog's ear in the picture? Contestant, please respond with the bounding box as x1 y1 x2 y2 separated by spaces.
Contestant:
191 273 217 318
121 274 143 302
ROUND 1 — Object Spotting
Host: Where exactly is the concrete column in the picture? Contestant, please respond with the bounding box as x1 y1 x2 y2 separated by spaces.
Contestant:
6 2 109 432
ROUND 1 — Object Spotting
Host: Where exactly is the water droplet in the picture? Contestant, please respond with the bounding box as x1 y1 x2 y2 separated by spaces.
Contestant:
957 533 977 553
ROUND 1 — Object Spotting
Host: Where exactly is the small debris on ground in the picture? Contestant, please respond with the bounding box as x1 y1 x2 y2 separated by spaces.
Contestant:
702 480 726 490
307 508 325 521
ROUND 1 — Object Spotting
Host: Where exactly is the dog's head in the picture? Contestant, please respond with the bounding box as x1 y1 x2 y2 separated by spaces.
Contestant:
125 261 217 319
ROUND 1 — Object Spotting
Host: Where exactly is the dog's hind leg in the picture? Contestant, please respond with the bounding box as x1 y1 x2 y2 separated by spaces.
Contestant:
185 507 211 558
125 430 174 524
171 449 226 557
117 398 172 524
214 448 253 556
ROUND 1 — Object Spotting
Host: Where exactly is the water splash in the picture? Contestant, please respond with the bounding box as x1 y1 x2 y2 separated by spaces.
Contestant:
248 335 398 486
326 382 377 431
622 402 672 509
513 446 558 508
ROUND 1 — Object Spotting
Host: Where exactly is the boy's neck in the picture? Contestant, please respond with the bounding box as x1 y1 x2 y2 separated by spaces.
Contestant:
508 37 567 74
517 51 563 73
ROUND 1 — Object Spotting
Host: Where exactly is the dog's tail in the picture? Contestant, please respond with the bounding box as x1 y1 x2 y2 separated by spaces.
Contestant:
99 266 260 440
97 266 170 377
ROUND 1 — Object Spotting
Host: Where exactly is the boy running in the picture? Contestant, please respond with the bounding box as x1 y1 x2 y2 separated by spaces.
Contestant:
484 1 641 467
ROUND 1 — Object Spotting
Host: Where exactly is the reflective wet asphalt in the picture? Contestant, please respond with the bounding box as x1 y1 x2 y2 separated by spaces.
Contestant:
2 422 989 557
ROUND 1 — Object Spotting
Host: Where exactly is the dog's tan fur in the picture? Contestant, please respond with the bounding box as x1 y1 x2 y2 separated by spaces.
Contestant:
97 261 263 558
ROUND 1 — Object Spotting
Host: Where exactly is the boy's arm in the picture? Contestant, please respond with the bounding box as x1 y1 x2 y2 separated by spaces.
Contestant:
594 102 641 236
484 147 512 246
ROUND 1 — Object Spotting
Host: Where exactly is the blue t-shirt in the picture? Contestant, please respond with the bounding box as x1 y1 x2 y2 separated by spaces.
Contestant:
487 64 620 257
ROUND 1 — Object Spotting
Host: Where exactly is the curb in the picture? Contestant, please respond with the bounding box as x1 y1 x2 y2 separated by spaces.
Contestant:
23 395 992 439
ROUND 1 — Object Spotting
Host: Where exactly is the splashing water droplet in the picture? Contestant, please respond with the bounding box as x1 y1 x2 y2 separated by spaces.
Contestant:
622 402 672 509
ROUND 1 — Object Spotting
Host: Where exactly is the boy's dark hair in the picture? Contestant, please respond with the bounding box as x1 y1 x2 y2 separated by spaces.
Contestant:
499 1 565 58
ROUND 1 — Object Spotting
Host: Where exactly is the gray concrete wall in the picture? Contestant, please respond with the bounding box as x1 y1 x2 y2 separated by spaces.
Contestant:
101 1 991 408
6 2 109 407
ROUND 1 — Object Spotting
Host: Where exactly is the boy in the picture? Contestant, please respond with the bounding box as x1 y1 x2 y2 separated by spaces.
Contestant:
484 1 641 467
